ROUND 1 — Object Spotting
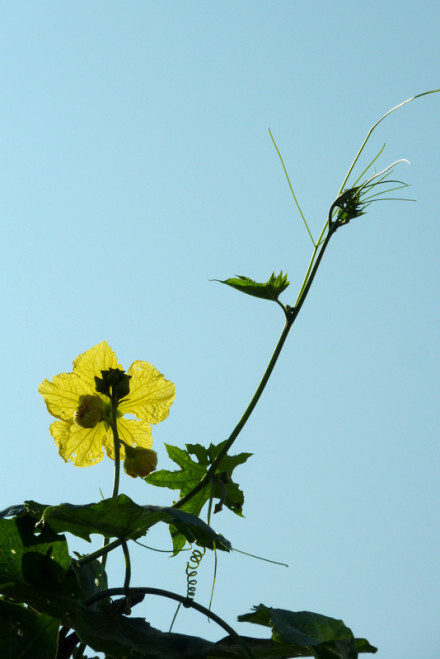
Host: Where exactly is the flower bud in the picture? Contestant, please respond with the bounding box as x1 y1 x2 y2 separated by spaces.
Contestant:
123 445 158 478
95 368 131 400
334 187 365 227
74 395 104 428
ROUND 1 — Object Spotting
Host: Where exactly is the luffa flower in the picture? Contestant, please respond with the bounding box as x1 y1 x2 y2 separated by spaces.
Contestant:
39 341 175 467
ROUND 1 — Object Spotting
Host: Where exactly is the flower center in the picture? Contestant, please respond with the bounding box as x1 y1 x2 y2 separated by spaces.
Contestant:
74 395 104 428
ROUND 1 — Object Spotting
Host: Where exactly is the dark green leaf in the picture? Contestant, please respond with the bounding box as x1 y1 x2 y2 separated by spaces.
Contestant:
0 599 59 659
0 581 215 659
354 639 378 654
38 495 230 551
0 581 377 659
0 515 70 587
0 504 27 519
69 555 109 603
215 271 290 301
238 605 377 657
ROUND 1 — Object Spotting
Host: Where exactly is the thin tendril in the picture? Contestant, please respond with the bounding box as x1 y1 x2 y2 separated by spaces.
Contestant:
134 539 191 553
351 143 386 187
232 546 289 567
169 602 181 633
339 90 439 194
206 482 217 615
208 543 217 616
269 128 315 246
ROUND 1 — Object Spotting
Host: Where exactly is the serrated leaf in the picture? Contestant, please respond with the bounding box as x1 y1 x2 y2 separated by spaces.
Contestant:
148 441 250 515
146 441 251 552
215 271 290 301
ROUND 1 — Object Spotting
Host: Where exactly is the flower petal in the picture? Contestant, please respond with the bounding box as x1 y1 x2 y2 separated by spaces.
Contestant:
50 419 110 466
39 373 95 421
104 418 153 460
38 341 121 422
120 361 175 423
73 341 121 387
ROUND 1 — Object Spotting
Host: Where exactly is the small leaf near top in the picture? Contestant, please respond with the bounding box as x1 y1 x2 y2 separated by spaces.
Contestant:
215 271 289 302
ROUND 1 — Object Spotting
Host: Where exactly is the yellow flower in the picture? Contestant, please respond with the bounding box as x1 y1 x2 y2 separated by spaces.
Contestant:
38 341 175 467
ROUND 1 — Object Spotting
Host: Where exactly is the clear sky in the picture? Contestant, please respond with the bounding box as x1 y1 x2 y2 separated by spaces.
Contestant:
1 2 439 657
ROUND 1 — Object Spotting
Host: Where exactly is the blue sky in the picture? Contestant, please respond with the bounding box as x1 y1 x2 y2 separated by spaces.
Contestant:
1 2 439 657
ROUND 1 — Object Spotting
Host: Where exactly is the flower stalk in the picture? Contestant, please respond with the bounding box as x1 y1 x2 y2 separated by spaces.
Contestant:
109 392 121 500
101 385 123 569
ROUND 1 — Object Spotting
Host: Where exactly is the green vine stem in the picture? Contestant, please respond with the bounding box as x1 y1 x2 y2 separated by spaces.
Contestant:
122 540 131 591
174 219 337 512
173 317 292 511
78 537 122 565
84 586 255 659
187 94 440 484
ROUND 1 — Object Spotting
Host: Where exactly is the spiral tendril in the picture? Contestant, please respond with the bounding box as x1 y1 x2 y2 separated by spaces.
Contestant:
186 546 206 600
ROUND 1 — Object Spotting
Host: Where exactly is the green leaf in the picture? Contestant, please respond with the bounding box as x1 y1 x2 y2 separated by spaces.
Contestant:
69 554 109 603
238 605 377 657
146 442 251 551
215 271 289 301
36 495 231 551
148 442 250 516
1 579 376 659
0 599 59 659
0 581 216 659
0 515 70 588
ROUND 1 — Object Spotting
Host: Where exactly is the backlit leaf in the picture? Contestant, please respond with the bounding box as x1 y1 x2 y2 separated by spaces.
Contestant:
215 271 289 301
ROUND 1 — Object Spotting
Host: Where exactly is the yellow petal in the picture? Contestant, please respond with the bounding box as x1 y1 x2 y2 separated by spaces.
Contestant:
39 341 120 422
50 419 110 467
120 361 175 424
73 341 121 387
39 373 95 421
104 418 153 460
